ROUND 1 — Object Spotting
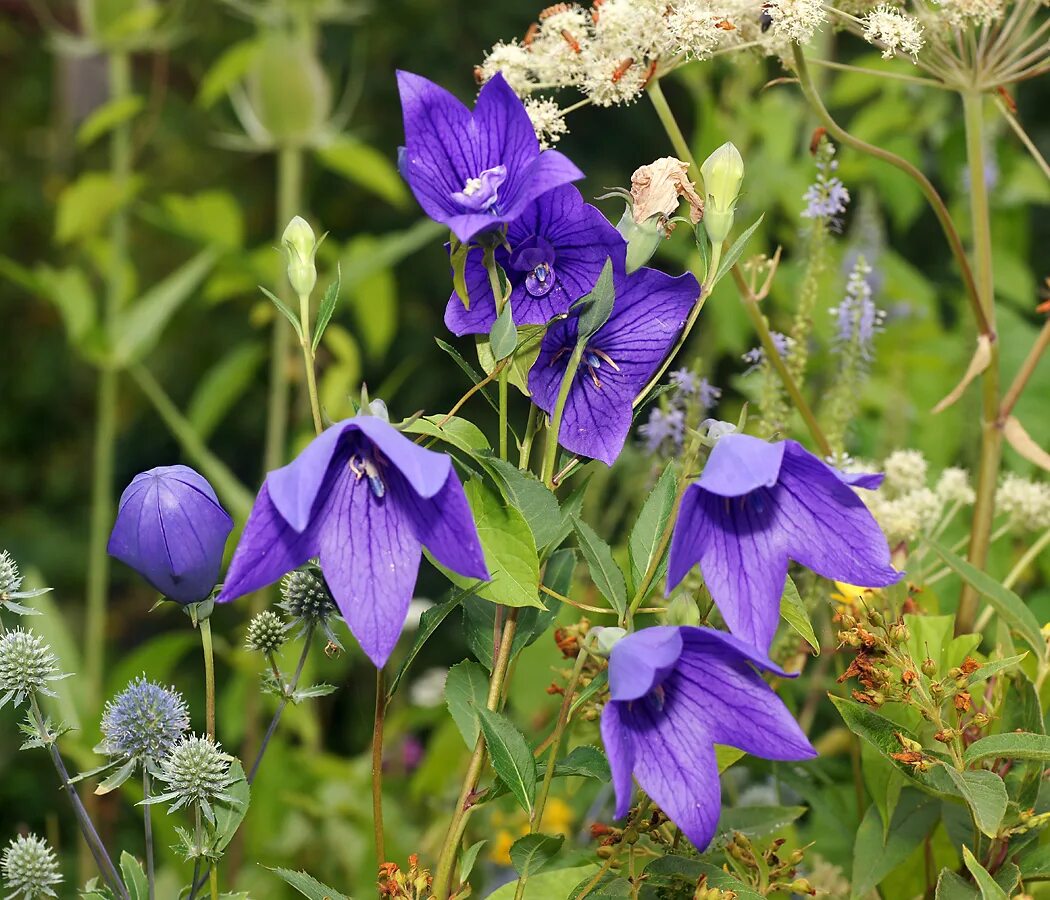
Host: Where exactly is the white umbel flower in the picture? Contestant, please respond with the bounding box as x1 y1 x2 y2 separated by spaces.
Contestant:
883 449 929 496
667 1 735 59
478 41 536 94
763 0 827 44
524 97 570 148
935 467 975 505
997 474 1050 531
863 5 925 60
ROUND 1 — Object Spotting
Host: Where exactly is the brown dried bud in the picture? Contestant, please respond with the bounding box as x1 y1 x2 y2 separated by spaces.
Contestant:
960 656 980 675
954 692 972 712
630 157 704 225
853 689 884 707
891 750 924 764
930 681 945 697
934 728 956 743
902 669 918 685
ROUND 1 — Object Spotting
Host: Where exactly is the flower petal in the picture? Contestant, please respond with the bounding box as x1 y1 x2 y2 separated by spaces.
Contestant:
318 465 423 667
472 72 540 178
600 701 637 819
266 422 348 532
608 626 684 701
497 150 584 223
698 434 785 498
776 442 900 588
155 478 232 602
666 484 788 652
393 468 489 580
217 484 321 603
352 416 452 499
838 470 884 490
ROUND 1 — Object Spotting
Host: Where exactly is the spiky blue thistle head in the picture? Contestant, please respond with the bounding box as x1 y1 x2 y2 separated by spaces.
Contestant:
100 676 189 764
0 630 64 710
1 834 62 899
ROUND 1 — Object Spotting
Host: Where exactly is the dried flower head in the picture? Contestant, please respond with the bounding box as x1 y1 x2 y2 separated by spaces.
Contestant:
100 676 190 764
152 735 237 821
245 611 287 654
1 834 62 899
0 630 64 709
630 157 704 225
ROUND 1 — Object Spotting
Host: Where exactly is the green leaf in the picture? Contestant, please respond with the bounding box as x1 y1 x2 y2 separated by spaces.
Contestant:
714 213 765 285
445 660 489 749
315 136 410 207
573 518 627 618
481 457 561 549
575 258 615 341
259 285 304 341
111 249 220 366
1017 843 1050 879
715 805 807 843
439 479 542 609
212 760 249 852
628 464 676 592
435 338 499 413
95 757 137 795
387 586 471 698
924 538 1045 659
496 866 600 900
196 39 261 108
312 264 341 352
56 172 143 244
547 745 610 780
943 766 1007 837
267 867 351 900
489 299 518 361
964 731 1050 767
510 833 564 879
779 576 819 654
187 342 266 441
936 868 979 899
404 415 490 456
159 190 245 250
476 706 537 815
120 852 149 900
449 239 471 309
462 595 546 672
460 839 487 884
851 794 941 898
968 653 1027 687
962 846 1009 900
77 95 145 148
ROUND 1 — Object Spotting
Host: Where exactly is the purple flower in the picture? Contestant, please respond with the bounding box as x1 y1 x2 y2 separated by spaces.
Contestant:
831 256 884 362
697 378 721 410
601 626 816 850
529 267 700 466
669 368 698 395
217 416 489 667
444 185 626 336
667 433 899 651
397 71 583 243
639 407 686 454
108 466 233 604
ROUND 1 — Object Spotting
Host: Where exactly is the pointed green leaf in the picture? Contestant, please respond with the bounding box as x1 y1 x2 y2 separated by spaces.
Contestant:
212 761 249 852
713 213 765 285
851 794 940 899
964 732 1050 767
575 258 615 341
481 457 561 549
312 263 341 352
445 660 489 749
95 757 138 795
510 833 564 879
119 852 149 900
77 95 145 148
967 653 1026 687
780 576 819 654
962 846 1009 900
259 286 304 341
943 766 1007 837
476 706 537 815
449 239 471 308
490 298 518 361
573 518 627 618
628 464 676 592
267 867 351 900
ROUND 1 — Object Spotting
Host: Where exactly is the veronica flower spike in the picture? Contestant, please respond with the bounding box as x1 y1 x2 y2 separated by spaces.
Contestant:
397 71 583 243
445 185 626 336
529 266 700 465
601 626 817 850
667 431 901 651
217 415 489 667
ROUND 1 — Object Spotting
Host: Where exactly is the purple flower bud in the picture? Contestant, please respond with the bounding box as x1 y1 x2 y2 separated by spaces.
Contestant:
108 466 233 604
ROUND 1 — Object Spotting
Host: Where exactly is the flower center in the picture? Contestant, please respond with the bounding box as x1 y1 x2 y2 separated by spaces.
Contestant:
509 236 557 298
349 452 386 500
582 347 620 390
451 165 508 212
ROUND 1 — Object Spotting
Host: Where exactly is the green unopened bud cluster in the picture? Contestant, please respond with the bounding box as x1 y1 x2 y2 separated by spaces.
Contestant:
0 630 63 709
1 833 62 899
246 611 287 654
280 568 336 625
154 735 235 818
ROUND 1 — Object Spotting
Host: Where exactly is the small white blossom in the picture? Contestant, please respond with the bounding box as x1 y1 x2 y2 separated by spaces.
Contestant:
667 1 735 59
935 467 975 505
763 0 827 45
478 41 536 94
863 4 925 60
580 50 650 106
931 0 1004 28
409 667 448 708
996 474 1050 531
524 97 570 148
883 449 928 496
529 4 592 86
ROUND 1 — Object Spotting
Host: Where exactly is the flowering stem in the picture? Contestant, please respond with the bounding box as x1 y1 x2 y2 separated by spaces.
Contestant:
432 609 520 900
541 344 585 487
297 289 325 435
791 46 990 339
806 56 952 89
958 90 1002 635
371 666 386 865
646 77 699 179
143 769 156 900
247 623 314 785
199 618 216 740
29 696 129 900
732 267 833 459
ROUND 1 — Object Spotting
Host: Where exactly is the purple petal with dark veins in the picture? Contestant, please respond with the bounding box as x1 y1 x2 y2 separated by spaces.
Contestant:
608 626 684 701
698 433 785 498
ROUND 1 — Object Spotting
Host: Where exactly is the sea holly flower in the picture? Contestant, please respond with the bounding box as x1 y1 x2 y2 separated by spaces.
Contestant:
108 466 233 604
217 415 489 667
529 266 700 465
667 432 900 651
444 185 626 336
600 626 816 850
397 71 583 243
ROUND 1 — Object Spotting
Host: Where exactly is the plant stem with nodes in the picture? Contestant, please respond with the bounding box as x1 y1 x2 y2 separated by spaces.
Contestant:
143 769 156 900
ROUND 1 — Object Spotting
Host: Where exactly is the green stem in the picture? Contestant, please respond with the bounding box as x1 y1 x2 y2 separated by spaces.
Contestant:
143 769 155 900
791 45 990 339
518 404 540 472
209 867 219 900
999 317 1050 421
541 345 585 487
297 290 324 435
958 90 1002 635
30 696 129 900
484 251 511 461
646 77 699 178
732 268 833 458
633 282 712 410
432 610 520 900
372 667 386 865
200 618 216 740
1003 527 1050 590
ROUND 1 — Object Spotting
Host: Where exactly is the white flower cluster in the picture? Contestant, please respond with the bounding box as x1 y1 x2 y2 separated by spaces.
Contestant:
929 0 1005 28
862 4 925 60
996 473 1050 532
858 450 975 545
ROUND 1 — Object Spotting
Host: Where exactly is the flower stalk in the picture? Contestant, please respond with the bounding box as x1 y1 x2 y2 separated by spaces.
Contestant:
200 617 216 740
541 344 585 487
143 769 155 900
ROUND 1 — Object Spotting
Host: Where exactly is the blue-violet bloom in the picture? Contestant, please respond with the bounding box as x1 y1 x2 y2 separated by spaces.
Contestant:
529 266 700 465
667 433 899 651
218 416 489 667
398 71 583 243
108 466 233 604
601 626 816 850
444 184 626 335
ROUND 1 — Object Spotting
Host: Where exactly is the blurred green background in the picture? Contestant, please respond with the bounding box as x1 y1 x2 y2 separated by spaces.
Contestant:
1 0 1049 896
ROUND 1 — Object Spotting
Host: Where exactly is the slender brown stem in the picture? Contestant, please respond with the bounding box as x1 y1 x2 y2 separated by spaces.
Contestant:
372 667 387 865
999 318 1050 421
995 96 1050 182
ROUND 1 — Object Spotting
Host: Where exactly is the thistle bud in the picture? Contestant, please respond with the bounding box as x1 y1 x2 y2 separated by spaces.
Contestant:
1 834 62 900
153 735 235 815
0 629 64 710
245 611 287 654
699 142 744 245
0 550 22 599
282 215 318 298
280 568 336 626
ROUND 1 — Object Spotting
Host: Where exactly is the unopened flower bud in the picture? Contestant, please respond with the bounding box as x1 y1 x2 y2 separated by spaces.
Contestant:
246 611 287 654
972 712 990 728
590 626 627 658
249 32 332 147
662 594 701 627
0 550 22 599
282 215 318 298
867 609 884 627
699 142 744 245
889 622 909 643
616 205 666 273
838 613 858 629
0 629 64 709
154 735 235 813
934 728 956 743
1 834 62 899
921 657 937 677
